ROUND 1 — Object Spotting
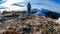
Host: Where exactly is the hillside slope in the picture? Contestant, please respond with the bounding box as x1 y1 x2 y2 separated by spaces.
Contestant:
0 11 60 34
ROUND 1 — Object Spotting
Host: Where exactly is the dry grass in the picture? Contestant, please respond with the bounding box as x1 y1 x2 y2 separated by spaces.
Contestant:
0 12 59 34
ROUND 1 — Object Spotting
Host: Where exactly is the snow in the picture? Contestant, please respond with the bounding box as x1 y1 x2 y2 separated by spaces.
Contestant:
56 18 60 24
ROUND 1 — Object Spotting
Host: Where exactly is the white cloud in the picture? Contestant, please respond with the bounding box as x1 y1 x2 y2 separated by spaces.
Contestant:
30 0 60 12
1 0 24 6
0 0 60 12
0 0 27 11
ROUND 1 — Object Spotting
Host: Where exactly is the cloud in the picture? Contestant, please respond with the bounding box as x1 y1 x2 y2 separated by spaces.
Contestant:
1 0 24 6
0 0 27 11
0 0 60 12
29 0 60 12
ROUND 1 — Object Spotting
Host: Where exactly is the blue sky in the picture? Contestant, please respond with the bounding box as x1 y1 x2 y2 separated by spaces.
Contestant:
0 0 6 4
0 0 60 12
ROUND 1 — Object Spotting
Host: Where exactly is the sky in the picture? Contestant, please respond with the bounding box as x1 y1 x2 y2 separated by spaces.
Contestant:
0 0 60 12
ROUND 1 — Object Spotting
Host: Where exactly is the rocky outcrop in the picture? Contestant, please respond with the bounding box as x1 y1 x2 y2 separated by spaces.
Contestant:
0 12 59 34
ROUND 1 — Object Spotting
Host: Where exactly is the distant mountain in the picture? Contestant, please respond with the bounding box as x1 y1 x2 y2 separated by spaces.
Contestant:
1 8 60 19
31 8 40 14
30 8 60 19
35 8 48 16
45 11 60 19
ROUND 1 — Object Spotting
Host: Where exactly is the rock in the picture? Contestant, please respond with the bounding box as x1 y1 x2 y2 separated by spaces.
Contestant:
0 11 59 34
